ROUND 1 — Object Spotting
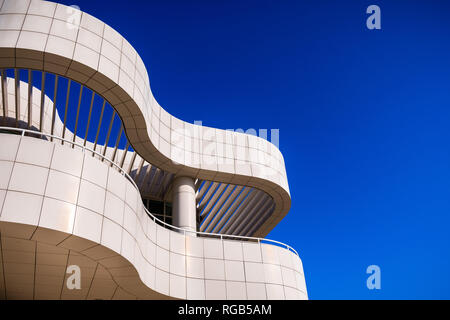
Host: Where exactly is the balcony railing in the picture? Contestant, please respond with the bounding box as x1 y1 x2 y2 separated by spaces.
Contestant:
0 126 300 257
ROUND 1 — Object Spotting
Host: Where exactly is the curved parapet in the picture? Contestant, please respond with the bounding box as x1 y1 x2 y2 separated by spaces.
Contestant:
0 76 278 237
0 133 307 300
0 0 290 237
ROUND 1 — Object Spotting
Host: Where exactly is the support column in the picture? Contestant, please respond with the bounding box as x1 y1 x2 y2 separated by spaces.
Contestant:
171 176 197 235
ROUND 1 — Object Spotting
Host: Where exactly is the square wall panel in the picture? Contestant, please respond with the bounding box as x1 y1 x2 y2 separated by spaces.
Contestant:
45 170 80 204
1 0 30 14
261 244 280 265
204 258 225 280
145 241 156 266
0 133 20 162
0 30 19 49
156 225 169 251
50 143 83 177
277 246 294 269
39 197 76 234
1 191 42 226
104 191 124 225
27 0 57 17
224 260 245 282
246 282 267 300
226 281 247 300
72 206 102 243
223 240 243 261
80 12 104 36
169 274 186 300
185 234 203 258
169 252 186 276
170 231 185 255
203 238 223 259
0 161 13 189
263 264 283 285
242 242 262 263
281 266 297 288
244 262 265 283
156 246 169 272
100 218 122 253
125 182 139 213
123 205 137 236
16 137 54 168
0 190 6 212
146 219 156 243
187 278 205 300
77 179 106 215
284 287 302 300
205 280 226 300
120 230 135 264
155 268 169 296
82 153 108 188
295 272 307 293
265 284 285 300
8 162 48 195
186 256 204 279
107 168 126 200
292 254 304 274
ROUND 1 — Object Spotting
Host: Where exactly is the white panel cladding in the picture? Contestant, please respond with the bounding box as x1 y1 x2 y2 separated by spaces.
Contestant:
0 134 306 300
226 281 247 300
246 282 267 300
0 0 292 240
8 162 48 194
205 280 226 300
45 170 79 204
1 190 42 226
0 134 20 161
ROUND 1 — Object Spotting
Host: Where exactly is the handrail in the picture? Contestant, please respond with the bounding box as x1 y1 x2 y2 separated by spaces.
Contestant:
0 126 299 257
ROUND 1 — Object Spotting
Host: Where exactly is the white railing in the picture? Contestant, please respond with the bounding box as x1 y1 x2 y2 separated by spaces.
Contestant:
0 126 299 256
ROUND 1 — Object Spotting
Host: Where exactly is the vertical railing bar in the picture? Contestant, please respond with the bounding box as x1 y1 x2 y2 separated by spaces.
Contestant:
102 110 115 158
27 69 32 128
39 72 46 132
110 124 123 166
1 69 8 123
119 141 129 169
0 125 302 255
157 171 170 198
93 99 106 152
127 151 137 175
62 79 71 144
50 75 58 142
139 164 152 190
14 68 20 125
72 84 83 147
83 91 95 147
135 158 145 182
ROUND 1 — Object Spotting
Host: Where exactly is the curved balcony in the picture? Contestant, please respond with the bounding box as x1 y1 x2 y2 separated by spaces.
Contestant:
0 130 306 300
0 0 306 300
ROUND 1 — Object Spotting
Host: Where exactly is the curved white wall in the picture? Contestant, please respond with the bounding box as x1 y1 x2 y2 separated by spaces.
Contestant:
0 0 291 237
0 133 307 300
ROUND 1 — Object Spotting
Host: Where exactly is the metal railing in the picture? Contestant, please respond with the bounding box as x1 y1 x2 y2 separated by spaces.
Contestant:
0 126 299 257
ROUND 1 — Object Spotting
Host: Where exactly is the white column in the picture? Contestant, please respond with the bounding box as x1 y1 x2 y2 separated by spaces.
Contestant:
171 176 197 235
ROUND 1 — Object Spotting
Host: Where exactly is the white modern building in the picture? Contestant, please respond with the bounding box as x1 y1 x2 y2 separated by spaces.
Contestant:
0 0 307 300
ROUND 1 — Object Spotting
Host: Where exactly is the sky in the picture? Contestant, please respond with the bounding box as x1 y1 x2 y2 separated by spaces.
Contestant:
52 0 450 299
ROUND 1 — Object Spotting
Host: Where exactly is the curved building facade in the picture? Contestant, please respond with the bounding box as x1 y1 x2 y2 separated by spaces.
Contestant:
0 0 307 300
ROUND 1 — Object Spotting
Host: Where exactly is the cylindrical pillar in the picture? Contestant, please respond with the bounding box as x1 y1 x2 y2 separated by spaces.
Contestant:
171 176 197 235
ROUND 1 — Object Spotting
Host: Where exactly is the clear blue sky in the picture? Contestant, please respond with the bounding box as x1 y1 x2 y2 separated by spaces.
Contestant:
55 0 450 299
